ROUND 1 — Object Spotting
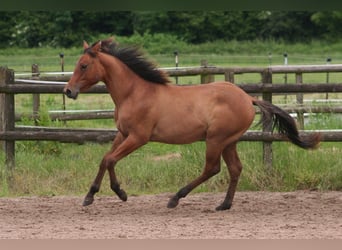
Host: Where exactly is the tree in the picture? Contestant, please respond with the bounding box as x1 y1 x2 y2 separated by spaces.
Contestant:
311 11 342 41
5 11 135 48
10 11 54 47
132 11 264 43
48 11 134 47
0 12 16 47
259 11 320 42
0 11 340 48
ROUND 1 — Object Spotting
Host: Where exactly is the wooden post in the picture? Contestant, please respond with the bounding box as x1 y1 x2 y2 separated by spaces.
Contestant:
261 68 273 170
295 73 304 130
200 60 215 84
0 67 15 169
326 57 331 100
224 71 235 83
32 64 40 125
283 53 288 103
173 51 179 84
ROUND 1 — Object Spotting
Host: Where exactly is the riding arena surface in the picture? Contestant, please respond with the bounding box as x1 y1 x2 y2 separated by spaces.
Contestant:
0 191 341 239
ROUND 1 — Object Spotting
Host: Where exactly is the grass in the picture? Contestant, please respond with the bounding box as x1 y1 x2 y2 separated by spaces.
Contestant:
1 140 341 197
1 37 342 197
3 37 342 72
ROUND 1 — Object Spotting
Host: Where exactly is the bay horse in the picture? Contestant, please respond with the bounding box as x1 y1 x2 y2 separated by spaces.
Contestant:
63 38 320 211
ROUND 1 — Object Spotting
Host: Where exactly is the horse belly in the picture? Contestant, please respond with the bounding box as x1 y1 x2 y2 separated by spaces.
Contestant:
150 116 206 144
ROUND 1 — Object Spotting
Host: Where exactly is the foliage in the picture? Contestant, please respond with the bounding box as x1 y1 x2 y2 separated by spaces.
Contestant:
2 11 342 48
311 11 342 41
132 11 265 43
259 11 320 42
0 12 16 47
7 11 134 48
17 107 62 156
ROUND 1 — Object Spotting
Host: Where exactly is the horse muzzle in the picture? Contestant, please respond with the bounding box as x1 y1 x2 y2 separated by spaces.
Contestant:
63 86 79 100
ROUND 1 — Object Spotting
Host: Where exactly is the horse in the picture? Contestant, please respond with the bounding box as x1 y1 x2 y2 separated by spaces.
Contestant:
63 38 320 211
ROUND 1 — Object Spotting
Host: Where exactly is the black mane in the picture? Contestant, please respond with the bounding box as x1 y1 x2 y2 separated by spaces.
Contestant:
87 40 170 85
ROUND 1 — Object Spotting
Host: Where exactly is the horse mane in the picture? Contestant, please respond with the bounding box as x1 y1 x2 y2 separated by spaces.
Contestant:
87 40 170 85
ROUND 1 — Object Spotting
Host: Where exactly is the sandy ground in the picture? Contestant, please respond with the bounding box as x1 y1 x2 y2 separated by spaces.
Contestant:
0 191 341 239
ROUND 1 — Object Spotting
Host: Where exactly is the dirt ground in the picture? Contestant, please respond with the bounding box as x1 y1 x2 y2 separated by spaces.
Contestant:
0 191 341 239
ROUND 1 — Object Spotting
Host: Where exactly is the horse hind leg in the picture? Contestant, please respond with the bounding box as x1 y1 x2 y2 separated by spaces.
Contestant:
167 142 222 208
216 143 242 211
108 163 127 202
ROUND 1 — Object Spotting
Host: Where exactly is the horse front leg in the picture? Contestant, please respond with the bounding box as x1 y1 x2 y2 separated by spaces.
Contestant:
84 132 146 206
83 132 125 206
83 156 114 206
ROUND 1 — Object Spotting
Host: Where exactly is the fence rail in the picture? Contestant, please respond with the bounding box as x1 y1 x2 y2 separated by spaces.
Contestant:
1 64 342 170
1 82 342 94
1 127 341 143
13 106 342 123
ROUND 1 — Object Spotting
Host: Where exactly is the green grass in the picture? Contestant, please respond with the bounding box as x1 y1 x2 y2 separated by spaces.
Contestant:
3 37 342 73
1 37 342 197
1 140 341 197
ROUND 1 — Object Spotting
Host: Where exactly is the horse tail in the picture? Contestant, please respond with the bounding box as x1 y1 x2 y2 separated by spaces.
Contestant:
252 98 320 149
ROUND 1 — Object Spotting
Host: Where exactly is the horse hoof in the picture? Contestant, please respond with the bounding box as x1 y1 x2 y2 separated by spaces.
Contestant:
118 189 127 202
83 196 94 206
215 203 232 211
167 196 179 208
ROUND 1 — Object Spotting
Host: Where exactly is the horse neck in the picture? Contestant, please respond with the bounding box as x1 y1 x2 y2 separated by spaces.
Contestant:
99 53 143 107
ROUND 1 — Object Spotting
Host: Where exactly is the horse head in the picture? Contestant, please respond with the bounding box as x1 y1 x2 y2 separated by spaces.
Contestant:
63 39 114 99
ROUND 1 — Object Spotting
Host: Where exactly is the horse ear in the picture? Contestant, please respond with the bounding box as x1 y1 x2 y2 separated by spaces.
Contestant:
83 41 89 49
92 41 102 53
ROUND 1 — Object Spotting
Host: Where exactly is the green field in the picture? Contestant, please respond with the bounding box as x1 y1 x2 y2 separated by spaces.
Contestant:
1 38 341 197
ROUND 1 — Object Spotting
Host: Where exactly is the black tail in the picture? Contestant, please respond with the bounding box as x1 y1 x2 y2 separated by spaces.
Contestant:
252 99 320 149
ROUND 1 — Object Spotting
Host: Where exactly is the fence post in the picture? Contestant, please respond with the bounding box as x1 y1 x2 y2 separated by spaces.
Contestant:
174 51 179 84
283 53 288 103
326 57 331 100
60 54 68 125
32 64 40 125
0 67 15 169
295 72 304 130
261 68 273 170
224 71 235 83
200 60 215 84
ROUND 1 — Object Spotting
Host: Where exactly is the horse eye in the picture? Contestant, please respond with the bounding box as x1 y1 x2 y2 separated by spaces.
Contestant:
80 64 88 71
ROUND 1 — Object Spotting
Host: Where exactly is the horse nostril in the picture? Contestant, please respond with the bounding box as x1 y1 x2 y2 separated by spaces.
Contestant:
64 87 79 99
65 89 72 98
65 89 79 100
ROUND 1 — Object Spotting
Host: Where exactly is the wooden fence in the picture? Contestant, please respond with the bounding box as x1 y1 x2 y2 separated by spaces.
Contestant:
1 64 342 170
